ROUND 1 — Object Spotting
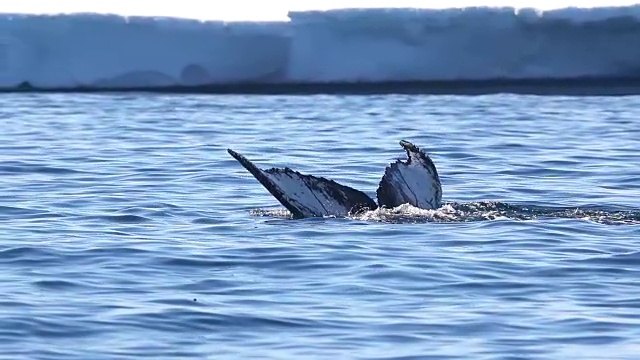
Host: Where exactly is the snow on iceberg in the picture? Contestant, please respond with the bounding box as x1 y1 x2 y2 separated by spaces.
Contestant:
2 6 640 91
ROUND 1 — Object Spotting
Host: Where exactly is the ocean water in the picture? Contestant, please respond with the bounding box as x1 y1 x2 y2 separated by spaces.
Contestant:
1 93 639 359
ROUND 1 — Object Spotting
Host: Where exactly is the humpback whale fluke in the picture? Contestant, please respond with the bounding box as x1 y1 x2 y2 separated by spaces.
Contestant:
227 140 442 218
376 140 442 210
227 149 378 219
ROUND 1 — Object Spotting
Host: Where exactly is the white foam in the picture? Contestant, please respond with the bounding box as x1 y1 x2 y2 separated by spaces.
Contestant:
3 6 640 88
352 203 470 223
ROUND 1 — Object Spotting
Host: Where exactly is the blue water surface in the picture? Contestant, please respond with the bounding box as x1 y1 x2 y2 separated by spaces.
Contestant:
1 93 639 359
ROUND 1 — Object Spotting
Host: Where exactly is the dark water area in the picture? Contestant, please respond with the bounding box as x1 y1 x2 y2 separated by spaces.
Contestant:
6 77 640 96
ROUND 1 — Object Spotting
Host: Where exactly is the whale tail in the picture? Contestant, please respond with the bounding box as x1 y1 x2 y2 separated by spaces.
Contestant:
227 149 378 218
376 140 442 210
227 140 442 218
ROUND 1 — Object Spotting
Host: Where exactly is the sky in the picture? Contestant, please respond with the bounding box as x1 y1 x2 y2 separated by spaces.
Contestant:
2 0 639 21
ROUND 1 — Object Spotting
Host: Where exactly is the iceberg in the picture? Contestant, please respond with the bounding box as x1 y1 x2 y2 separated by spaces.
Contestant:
2 6 640 93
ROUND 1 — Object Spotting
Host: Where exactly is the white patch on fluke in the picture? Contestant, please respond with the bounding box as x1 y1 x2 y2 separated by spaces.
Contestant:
386 160 439 208
262 169 361 217
376 141 442 210
227 149 377 219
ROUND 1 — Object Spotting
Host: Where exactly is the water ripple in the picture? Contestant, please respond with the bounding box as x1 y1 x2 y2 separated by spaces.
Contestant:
1 93 639 359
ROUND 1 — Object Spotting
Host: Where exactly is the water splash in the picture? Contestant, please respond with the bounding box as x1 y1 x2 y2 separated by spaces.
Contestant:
250 201 640 225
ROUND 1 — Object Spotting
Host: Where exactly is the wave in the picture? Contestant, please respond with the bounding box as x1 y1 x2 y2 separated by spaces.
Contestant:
3 6 640 94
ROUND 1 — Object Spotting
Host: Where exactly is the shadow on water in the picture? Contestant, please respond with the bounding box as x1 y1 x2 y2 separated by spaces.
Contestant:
250 201 640 225
8 78 640 96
